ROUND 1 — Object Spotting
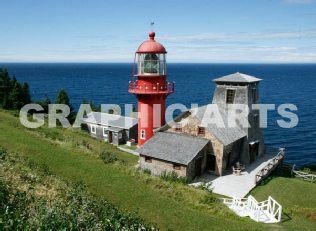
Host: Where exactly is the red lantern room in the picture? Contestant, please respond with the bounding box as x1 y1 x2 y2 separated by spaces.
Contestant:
128 31 175 146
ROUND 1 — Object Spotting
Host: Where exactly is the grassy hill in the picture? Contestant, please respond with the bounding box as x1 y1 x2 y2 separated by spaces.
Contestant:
1 109 315 230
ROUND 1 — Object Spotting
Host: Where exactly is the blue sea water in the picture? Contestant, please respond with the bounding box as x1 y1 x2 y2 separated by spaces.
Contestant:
1 63 315 166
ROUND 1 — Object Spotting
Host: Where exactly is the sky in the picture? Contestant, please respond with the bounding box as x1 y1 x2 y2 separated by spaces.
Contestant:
0 0 316 63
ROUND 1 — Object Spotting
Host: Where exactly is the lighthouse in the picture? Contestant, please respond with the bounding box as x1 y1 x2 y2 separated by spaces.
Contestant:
128 31 175 146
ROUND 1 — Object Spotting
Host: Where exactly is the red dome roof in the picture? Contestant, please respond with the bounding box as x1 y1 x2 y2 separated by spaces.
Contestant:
136 31 167 53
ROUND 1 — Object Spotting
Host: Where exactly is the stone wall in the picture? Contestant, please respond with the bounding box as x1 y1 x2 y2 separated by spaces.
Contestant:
140 155 187 177
222 138 244 174
212 82 265 165
186 145 208 179
165 113 224 176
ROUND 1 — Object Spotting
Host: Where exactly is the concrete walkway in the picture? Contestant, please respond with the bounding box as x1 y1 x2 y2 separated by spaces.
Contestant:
190 154 276 198
117 146 139 156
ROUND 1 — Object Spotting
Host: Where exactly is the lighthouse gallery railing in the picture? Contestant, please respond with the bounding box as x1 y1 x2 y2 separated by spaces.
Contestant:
128 81 175 94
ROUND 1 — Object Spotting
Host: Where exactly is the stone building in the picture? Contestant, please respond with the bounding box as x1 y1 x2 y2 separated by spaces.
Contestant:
212 72 265 164
136 72 265 178
82 112 138 145
137 132 209 178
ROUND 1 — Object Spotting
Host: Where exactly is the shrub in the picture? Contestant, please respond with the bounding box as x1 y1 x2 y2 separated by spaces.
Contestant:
0 146 7 163
99 151 118 164
143 168 151 175
160 170 191 184
197 180 214 192
199 194 219 205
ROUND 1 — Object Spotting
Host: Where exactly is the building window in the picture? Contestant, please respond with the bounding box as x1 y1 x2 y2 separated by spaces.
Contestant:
252 88 257 103
254 114 259 127
173 164 181 170
91 125 96 134
145 156 152 163
103 127 108 137
141 129 146 140
144 53 158 73
197 126 205 136
174 122 182 132
226 89 235 104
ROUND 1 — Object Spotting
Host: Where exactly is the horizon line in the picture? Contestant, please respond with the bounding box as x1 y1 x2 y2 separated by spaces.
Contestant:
1 61 316 65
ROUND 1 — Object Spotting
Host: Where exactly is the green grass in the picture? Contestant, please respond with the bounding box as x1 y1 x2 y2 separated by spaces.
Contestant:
119 144 138 151
1 153 153 230
1 109 315 230
250 177 316 229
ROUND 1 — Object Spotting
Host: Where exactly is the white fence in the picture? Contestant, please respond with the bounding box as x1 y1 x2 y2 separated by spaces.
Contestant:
292 165 315 182
222 195 282 223
255 148 285 184
248 195 282 223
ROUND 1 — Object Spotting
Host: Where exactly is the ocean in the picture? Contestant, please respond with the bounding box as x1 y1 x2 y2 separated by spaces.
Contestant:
1 63 315 166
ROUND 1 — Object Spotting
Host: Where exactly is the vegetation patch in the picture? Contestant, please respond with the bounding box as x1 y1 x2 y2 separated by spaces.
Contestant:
99 151 119 164
160 170 191 184
1 109 316 230
0 148 155 230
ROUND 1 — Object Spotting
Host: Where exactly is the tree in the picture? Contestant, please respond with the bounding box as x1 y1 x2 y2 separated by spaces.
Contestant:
2 93 10 109
82 99 101 112
54 88 76 124
21 82 31 105
0 68 31 110
8 81 24 110
0 68 12 104
55 88 71 105
36 94 51 114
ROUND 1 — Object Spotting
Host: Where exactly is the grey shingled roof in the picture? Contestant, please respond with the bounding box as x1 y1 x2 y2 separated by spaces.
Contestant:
213 72 262 83
136 132 209 165
190 104 246 145
81 112 137 129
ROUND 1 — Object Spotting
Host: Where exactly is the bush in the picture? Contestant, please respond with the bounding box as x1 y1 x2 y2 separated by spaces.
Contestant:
0 146 7 165
99 151 118 164
300 164 316 172
160 170 191 184
199 194 219 205
197 180 214 192
144 168 151 175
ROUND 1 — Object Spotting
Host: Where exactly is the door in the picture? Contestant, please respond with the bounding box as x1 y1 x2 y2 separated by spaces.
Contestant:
206 154 216 171
249 142 256 164
195 156 203 177
255 141 259 156
108 131 113 143
226 152 231 169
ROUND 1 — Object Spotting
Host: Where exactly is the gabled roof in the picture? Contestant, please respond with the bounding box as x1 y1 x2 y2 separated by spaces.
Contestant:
190 104 246 145
213 72 262 83
81 112 137 129
136 132 209 165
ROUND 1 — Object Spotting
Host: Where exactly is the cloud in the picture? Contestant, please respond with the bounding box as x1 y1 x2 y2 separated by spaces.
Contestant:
159 30 316 44
2 30 316 63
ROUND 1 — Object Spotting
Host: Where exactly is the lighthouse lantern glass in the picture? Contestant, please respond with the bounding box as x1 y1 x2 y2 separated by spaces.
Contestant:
137 53 166 75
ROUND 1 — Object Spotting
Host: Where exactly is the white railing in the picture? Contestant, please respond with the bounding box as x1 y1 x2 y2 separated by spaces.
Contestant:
247 195 260 222
255 148 285 184
232 196 249 216
222 195 282 223
248 196 282 222
267 196 282 222
292 165 315 182
221 197 233 206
